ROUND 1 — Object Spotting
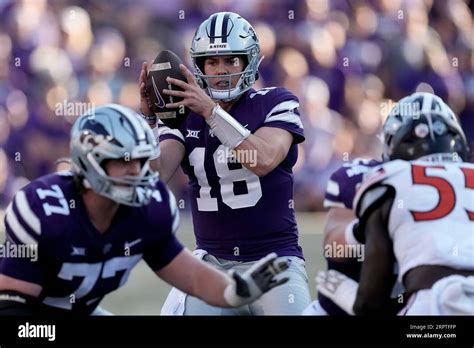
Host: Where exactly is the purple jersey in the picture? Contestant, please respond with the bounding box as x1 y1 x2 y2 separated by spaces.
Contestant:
324 158 381 210
159 87 305 261
320 158 381 315
0 171 183 314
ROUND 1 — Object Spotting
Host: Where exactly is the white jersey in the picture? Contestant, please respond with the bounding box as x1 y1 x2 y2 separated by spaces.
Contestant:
354 159 474 282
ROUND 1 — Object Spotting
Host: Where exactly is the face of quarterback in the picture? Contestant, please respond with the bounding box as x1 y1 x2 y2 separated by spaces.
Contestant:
104 158 141 178
204 55 245 90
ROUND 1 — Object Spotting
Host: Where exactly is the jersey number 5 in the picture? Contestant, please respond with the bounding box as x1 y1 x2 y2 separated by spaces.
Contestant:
410 165 474 221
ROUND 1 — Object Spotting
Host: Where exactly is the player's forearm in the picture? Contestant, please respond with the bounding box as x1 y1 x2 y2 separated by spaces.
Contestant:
235 134 283 176
323 208 361 262
354 201 396 315
191 266 234 307
206 105 291 176
156 250 234 308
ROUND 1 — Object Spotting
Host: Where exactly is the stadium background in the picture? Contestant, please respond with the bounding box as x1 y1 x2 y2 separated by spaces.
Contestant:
0 0 472 314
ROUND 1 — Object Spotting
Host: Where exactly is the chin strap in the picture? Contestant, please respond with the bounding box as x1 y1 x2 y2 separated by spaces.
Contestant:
206 104 251 150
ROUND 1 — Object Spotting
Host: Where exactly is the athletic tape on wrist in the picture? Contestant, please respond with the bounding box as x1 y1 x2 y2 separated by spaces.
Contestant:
206 105 250 149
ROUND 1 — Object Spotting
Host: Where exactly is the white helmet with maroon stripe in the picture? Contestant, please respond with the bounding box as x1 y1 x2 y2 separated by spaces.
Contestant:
190 12 262 102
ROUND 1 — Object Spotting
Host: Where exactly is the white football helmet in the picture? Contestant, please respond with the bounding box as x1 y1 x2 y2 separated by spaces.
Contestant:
190 12 263 102
70 104 159 206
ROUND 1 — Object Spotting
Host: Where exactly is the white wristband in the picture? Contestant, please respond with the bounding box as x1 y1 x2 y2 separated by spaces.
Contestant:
344 219 361 245
206 105 251 149
148 124 161 160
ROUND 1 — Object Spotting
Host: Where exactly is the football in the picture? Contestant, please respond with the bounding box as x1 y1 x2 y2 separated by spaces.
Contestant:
146 50 190 128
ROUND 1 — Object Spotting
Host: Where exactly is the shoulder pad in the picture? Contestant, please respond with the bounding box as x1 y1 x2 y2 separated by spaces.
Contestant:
324 158 382 209
250 87 298 104
145 181 180 236
353 160 408 219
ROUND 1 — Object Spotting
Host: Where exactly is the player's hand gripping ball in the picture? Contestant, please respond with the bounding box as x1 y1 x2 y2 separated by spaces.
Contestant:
146 50 190 128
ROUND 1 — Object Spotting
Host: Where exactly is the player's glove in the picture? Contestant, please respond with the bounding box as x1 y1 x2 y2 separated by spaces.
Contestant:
316 270 358 315
223 252 289 307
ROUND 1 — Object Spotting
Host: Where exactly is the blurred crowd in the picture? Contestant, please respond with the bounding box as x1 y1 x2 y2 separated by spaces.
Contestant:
0 0 472 210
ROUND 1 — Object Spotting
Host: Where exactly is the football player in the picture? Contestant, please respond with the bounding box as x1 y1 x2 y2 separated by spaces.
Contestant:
316 93 474 315
0 104 289 315
303 92 460 315
139 12 311 315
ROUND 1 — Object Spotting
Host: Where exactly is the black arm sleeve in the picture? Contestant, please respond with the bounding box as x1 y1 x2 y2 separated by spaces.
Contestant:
0 290 37 316
353 194 397 315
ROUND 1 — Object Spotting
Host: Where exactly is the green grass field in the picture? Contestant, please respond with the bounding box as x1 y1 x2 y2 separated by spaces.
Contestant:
0 211 327 315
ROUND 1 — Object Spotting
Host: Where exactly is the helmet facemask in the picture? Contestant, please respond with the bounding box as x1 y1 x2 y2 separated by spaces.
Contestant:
193 53 263 102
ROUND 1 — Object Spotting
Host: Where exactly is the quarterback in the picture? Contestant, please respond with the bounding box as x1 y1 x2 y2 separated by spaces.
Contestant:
139 12 311 315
